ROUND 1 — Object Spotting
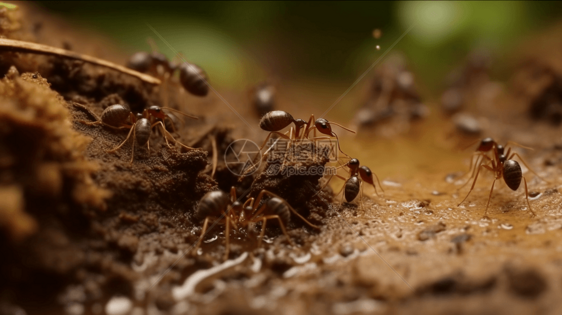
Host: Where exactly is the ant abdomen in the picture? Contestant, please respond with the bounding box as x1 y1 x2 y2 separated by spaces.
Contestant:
265 197 291 227
134 118 151 146
344 176 361 202
126 52 152 73
101 104 131 127
503 160 522 191
179 63 209 97
259 110 294 132
195 190 230 221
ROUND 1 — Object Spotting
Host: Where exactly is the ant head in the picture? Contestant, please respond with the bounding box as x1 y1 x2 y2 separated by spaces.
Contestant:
477 137 495 152
358 166 375 186
147 105 166 119
348 158 360 170
315 118 334 136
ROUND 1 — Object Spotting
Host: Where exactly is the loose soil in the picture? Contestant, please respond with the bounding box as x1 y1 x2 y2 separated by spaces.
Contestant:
1 3 562 315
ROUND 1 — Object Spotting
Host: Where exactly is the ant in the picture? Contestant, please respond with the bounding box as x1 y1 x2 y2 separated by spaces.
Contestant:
76 104 196 163
126 40 209 97
258 110 308 150
329 158 384 210
457 138 546 218
194 187 320 260
459 138 546 189
241 111 355 178
303 115 356 158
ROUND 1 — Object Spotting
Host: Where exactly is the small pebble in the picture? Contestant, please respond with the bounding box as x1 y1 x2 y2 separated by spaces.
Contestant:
105 297 132 315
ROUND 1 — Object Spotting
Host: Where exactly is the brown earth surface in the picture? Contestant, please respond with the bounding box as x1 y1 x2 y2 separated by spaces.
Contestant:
1 3 562 315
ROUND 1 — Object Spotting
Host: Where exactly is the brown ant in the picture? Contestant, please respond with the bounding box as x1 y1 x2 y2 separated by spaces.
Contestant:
127 51 175 79
460 138 546 189
77 104 196 163
330 158 384 210
126 42 209 97
178 62 209 97
458 139 545 218
194 187 319 260
303 115 356 158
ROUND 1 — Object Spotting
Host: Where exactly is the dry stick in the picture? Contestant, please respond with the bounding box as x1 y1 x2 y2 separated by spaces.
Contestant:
0 38 161 85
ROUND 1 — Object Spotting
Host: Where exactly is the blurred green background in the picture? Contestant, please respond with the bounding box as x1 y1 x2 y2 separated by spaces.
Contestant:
37 1 562 93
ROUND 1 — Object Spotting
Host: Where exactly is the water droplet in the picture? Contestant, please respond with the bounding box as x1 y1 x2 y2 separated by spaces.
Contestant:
500 223 513 230
373 28 382 39
203 235 218 244
105 297 132 315
375 45 381 50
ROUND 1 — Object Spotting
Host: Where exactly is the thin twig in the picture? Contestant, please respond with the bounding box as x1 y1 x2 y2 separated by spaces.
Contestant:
0 38 161 85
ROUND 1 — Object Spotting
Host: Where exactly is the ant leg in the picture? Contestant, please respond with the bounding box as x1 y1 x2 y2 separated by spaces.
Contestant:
155 121 195 151
150 121 172 148
483 179 497 219
224 216 231 260
262 215 295 246
129 127 137 164
328 121 356 134
107 124 135 154
372 172 385 196
457 161 490 206
332 133 350 158
303 114 315 139
458 154 493 190
240 132 291 179
318 173 347 195
257 216 267 248
193 217 211 255
281 127 295 169
509 152 549 183
359 182 364 211
258 131 292 151
506 141 534 151
463 152 486 180
523 177 536 217
147 140 150 157
252 190 320 229
243 198 254 209
210 135 218 178
229 186 237 203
